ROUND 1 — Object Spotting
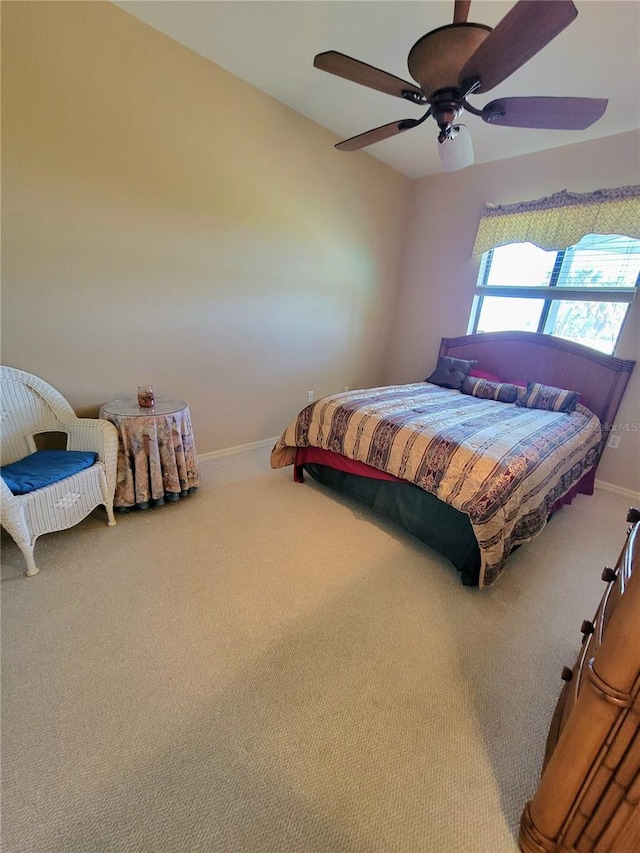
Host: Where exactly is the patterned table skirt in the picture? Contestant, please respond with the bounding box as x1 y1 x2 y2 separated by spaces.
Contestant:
99 405 200 510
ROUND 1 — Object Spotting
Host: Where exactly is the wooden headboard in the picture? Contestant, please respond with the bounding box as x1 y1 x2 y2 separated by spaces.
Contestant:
439 331 635 431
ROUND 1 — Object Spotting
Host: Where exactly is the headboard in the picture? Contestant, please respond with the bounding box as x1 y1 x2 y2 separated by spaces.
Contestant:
439 331 635 431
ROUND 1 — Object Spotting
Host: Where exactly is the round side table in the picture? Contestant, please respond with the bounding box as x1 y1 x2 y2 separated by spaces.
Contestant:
99 397 200 510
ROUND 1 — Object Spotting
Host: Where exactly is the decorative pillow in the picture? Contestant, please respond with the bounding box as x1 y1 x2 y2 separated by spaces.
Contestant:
515 381 580 414
426 356 477 390
468 367 503 382
461 376 518 403
1 450 98 495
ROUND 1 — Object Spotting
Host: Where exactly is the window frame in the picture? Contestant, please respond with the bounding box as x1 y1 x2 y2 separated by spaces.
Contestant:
468 241 639 350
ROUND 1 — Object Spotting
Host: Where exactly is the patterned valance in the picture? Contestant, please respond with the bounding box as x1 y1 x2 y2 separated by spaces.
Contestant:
472 185 640 255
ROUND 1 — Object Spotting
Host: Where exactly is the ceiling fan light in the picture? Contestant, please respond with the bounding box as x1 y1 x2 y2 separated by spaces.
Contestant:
438 124 474 172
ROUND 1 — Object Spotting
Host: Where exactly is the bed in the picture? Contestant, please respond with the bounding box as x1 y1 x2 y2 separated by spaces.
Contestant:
271 332 635 587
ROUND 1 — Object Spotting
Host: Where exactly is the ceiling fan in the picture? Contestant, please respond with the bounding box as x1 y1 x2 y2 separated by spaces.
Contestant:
313 0 608 171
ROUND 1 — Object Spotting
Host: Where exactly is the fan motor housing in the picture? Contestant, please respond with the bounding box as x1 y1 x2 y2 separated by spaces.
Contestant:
408 23 492 98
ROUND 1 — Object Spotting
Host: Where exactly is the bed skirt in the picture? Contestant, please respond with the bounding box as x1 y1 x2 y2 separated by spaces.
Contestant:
300 462 481 585
294 448 596 586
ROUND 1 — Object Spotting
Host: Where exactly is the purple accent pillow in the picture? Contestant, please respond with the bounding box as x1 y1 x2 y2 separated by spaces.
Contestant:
461 377 518 403
427 356 477 390
515 381 580 414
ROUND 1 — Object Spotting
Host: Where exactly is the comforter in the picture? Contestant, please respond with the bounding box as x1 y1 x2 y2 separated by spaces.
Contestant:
270 383 602 586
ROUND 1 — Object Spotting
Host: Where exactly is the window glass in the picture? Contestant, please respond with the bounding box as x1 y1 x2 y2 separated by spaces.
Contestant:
543 300 629 353
470 233 638 354
486 243 556 287
556 234 640 288
476 297 545 333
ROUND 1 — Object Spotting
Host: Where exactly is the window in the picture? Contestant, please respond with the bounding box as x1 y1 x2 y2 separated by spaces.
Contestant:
468 234 639 354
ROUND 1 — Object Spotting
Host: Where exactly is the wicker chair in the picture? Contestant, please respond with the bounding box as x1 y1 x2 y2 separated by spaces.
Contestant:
1 366 118 576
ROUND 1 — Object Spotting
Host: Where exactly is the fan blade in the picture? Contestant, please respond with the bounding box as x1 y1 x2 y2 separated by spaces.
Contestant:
438 125 475 172
459 0 578 94
453 1 471 24
482 96 608 129
335 118 422 152
314 51 425 101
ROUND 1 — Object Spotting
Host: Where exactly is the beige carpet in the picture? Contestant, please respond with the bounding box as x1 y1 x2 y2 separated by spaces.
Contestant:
0 446 631 853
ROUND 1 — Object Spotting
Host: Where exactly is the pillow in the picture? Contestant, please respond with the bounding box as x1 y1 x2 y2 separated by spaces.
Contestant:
515 381 580 414
1 450 98 495
461 376 518 403
468 367 503 382
426 356 477 390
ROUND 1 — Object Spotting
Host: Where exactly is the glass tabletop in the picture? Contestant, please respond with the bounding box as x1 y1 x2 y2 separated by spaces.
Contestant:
100 397 187 417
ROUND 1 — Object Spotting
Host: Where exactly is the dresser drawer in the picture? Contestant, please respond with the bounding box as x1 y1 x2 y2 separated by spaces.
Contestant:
544 571 619 767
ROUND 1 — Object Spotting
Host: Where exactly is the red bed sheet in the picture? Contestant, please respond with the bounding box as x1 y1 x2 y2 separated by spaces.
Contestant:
293 446 596 513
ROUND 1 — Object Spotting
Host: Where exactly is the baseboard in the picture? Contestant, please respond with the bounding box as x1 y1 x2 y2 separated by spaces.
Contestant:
595 479 640 503
199 436 279 462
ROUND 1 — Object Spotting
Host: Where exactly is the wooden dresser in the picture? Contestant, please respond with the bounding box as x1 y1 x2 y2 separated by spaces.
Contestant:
520 508 640 853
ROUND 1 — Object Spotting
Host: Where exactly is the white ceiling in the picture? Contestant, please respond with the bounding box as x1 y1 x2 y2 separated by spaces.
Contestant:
114 1 640 179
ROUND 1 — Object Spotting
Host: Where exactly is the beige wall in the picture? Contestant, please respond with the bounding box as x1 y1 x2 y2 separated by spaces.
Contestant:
1 1 411 451
384 130 640 493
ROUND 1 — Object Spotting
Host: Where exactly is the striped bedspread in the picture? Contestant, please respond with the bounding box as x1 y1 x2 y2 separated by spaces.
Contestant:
270 383 602 586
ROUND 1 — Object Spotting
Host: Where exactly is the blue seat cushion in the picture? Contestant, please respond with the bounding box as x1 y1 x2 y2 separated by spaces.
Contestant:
1 450 99 496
